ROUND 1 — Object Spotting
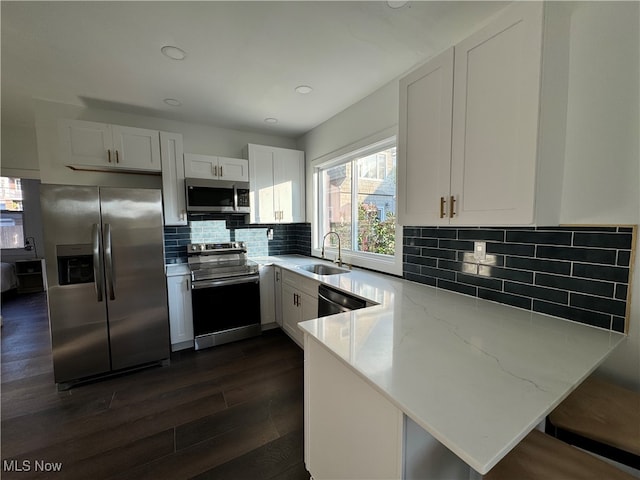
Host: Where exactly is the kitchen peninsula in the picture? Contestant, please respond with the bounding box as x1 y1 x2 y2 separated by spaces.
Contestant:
263 256 626 479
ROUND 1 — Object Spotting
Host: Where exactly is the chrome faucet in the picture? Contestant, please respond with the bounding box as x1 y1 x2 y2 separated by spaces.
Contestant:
321 231 342 266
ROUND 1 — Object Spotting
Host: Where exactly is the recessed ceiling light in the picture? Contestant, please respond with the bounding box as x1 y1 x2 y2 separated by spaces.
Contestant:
387 1 408 8
161 45 187 60
295 85 313 94
164 98 182 107
264 118 278 124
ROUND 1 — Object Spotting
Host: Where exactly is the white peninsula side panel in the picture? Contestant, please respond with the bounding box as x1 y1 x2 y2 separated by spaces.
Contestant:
304 335 404 480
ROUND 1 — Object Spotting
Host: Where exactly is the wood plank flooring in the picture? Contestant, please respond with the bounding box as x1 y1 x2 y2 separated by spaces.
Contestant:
1 292 309 479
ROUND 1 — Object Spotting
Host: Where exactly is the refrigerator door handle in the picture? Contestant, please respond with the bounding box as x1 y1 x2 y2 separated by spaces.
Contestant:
92 223 104 302
104 223 116 300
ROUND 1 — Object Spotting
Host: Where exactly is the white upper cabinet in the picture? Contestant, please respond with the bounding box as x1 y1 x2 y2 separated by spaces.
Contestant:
398 47 454 226
160 131 187 226
246 144 305 224
184 153 248 182
398 2 567 226
58 119 161 172
450 2 543 225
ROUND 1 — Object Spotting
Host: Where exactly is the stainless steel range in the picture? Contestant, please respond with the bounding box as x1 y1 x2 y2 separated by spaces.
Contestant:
187 242 261 350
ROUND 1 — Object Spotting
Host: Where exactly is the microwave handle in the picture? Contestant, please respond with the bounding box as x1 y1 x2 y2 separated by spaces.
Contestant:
233 184 238 211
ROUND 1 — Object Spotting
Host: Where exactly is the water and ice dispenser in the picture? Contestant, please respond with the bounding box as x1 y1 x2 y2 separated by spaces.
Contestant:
56 244 94 285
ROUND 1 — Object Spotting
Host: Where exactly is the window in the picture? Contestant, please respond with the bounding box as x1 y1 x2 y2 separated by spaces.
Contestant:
315 137 400 274
0 177 25 248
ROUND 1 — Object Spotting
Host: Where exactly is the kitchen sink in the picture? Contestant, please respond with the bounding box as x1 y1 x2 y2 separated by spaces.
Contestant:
298 263 350 276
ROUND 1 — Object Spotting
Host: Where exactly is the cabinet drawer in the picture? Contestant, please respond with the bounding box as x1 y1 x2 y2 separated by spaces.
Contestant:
282 269 319 297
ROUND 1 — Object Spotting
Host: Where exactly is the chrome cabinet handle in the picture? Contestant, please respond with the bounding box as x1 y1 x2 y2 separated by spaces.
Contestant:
104 223 115 300
92 223 103 302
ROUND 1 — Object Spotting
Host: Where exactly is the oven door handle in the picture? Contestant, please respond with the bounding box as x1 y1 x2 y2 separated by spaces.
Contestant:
192 274 259 289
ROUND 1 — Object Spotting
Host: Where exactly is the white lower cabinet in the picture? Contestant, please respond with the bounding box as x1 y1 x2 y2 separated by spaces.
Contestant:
281 270 318 347
166 267 194 351
259 265 276 327
274 266 283 326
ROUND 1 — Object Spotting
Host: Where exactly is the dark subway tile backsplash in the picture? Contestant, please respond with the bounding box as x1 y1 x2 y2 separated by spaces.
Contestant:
403 225 635 333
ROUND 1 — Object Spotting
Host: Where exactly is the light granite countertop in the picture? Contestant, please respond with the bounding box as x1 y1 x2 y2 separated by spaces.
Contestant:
255 255 626 475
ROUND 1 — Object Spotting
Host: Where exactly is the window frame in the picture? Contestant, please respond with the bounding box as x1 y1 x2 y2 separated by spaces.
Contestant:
311 132 402 276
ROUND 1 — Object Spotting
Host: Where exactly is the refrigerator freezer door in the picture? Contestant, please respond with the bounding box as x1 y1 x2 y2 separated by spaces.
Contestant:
40 185 111 383
99 188 170 370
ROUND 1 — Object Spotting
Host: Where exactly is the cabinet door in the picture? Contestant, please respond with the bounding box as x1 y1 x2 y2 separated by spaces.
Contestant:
300 290 318 324
450 1 543 225
248 145 276 223
218 157 249 181
58 119 113 167
281 282 302 346
259 265 275 326
273 148 305 223
160 132 187 226
397 48 454 226
166 274 194 351
111 125 161 171
274 267 283 326
184 153 218 179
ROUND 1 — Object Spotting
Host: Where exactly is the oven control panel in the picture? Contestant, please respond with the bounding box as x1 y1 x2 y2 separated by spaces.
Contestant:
187 242 246 254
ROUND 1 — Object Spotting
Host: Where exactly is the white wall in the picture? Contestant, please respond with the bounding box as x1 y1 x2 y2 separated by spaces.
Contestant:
34 99 296 187
298 80 398 221
558 2 640 390
1 125 40 179
298 80 399 165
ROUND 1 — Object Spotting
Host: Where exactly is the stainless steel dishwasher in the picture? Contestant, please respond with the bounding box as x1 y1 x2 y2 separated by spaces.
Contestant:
318 284 368 316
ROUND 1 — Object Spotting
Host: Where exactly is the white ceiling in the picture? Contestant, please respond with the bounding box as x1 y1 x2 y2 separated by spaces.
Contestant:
1 1 508 138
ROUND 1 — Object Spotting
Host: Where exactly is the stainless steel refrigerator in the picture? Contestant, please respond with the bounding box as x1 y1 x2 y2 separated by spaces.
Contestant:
40 185 170 387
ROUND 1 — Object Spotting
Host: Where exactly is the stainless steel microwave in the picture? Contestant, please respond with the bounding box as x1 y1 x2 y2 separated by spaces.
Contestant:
185 178 250 214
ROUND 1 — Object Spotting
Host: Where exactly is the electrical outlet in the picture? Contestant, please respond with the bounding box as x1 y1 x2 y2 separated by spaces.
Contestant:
473 241 486 262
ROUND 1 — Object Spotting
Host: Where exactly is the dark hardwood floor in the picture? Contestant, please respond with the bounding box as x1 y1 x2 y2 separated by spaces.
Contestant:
1 292 309 479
